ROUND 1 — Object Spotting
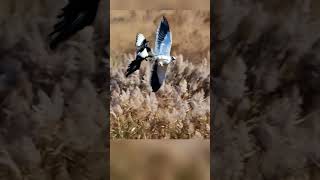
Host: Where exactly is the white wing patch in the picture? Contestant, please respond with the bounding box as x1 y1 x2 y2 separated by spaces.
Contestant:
136 33 145 47
138 48 149 58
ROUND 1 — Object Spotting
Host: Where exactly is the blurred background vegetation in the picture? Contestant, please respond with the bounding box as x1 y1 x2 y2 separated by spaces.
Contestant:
111 140 210 180
110 0 210 10
213 0 320 179
110 10 210 65
110 10 210 139
0 0 108 179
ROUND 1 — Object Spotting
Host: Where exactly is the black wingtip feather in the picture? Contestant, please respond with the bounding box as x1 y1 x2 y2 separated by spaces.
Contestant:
48 0 100 50
158 16 170 35
162 16 167 21
125 56 144 77
161 16 169 28
150 62 162 92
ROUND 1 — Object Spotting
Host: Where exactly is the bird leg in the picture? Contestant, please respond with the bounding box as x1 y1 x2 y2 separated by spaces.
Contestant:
145 54 155 61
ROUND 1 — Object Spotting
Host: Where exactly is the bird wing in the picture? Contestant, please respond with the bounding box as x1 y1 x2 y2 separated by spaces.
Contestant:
125 56 144 77
48 0 99 49
135 33 154 59
137 48 150 59
154 16 172 56
136 33 146 47
150 60 168 92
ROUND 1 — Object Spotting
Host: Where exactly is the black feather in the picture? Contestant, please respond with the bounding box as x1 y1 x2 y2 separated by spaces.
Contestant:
150 61 161 92
125 56 144 77
48 0 100 49
126 36 153 77
155 16 170 52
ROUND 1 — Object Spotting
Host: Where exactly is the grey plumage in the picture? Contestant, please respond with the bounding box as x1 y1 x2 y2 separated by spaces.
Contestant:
150 16 175 92
126 16 176 92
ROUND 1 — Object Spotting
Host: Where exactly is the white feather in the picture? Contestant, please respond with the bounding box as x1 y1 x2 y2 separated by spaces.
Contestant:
136 33 145 47
155 55 172 65
156 63 167 82
138 48 149 58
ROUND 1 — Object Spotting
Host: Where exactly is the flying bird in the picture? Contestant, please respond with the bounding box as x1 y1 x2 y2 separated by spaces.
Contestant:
150 16 176 92
125 16 176 92
125 33 153 77
48 0 100 49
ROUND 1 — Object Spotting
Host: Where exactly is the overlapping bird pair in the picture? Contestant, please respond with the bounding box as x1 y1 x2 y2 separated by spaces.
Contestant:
125 16 176 92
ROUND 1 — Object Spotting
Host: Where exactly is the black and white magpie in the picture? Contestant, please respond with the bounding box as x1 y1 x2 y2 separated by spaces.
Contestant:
125 33 153 77
125 16 176 92
48 0 100 49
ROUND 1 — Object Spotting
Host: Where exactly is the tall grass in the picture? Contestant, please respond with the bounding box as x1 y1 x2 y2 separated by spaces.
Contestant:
110 10 210 139
0 0 107 179
111 53 210 139
213 0 320 179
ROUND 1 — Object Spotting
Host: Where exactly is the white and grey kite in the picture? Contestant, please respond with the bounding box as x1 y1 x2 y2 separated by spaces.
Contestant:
125 16 176 92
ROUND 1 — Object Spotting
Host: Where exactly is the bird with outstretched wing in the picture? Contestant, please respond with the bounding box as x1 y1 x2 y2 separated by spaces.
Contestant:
150 16 176 92
125 33 153 77
48 0 100 49
125 16 176 92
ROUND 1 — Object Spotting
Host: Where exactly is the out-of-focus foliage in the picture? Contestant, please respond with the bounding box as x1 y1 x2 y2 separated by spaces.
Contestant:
0 0 108 179
111 54 210 139
110 10 210 139
110 0 210 10
110 10 210 65
111 140 210 180
213 0 320 179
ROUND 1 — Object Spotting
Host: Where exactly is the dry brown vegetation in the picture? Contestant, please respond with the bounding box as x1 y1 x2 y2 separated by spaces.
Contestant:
110 10 210 64
110 0 210 10
213 0 320 179
0 0 108 179
111 140 210 180
110 10 210 139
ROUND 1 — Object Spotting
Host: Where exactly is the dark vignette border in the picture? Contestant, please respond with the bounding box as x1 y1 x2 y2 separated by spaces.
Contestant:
210 0 216 179
104 0 110 178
